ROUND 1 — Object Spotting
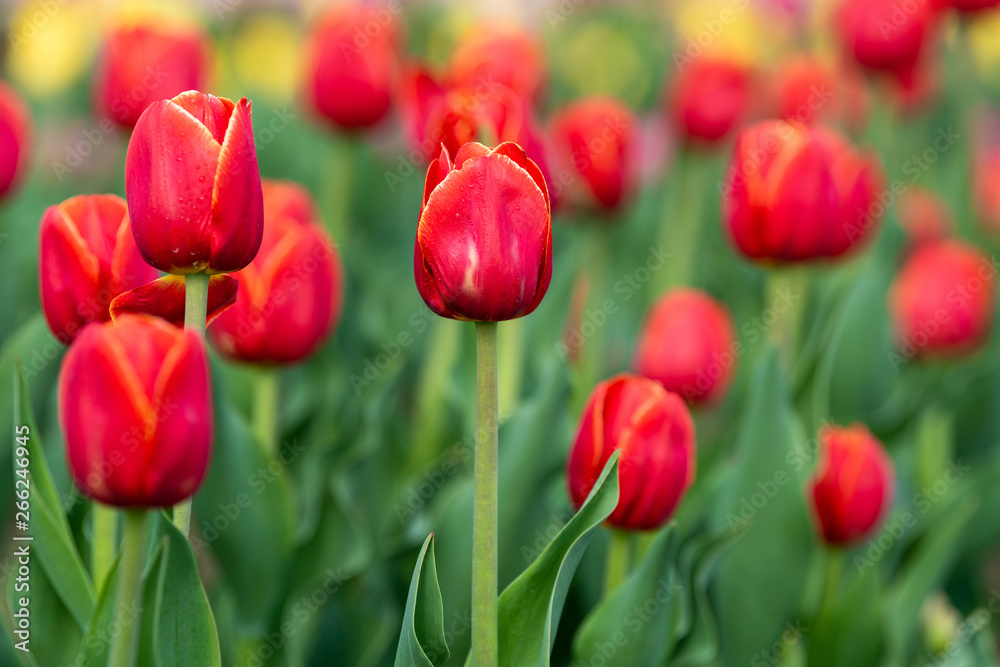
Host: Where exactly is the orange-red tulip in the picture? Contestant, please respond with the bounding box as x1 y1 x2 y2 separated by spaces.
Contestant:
93 21 210 128
635 288 738 405
567 375 696 531
59 315 212 507
808 423 895 546
210 180 343 364
446 26 547 102
0 81 31 200
125 90 263 274
723 120 884 263
414 142 551 322
549 96 637 212
305 4 401 129
39 194 159 344
889 239 997 359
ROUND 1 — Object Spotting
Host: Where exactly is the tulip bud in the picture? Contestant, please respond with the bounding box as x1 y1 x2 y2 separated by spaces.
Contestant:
567 375 696 531
125 90 264 274
889 239 997 358
669 57 752 145
896 187 952 246
837 0 938 82
414 142 552 322
209 180 344 364
808 423 895 546
94 20 210 128
446 26 547 102
549 96 637 212
59 315 212 507
723 120 884 263
39 194 160 344
635 289 738 405
305 4 401 129
0 81 31 201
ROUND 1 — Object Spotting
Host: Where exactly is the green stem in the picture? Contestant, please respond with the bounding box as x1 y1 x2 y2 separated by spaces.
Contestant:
91 503 116 592
322 133 354 245
654 148 704 296
175 272 210 537
253 367 280 457
764 267 806 366
604 529 632 595
472 321 499 666
108 510 147 667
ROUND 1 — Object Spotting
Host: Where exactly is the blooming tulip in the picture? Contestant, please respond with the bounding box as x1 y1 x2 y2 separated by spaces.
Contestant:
635 288 738 405
59 314 212 507
837 0 939 83
567 375 696 531
305 4 400 129
209 180 343 363
889 239 996 359
39 194 160 344
93 20 210 128
414 142 552 322
446 26 547 102
723 120 884 263
808 423 895 546
549 96 636 212
669 57 752 144
0 81 31 200
125 90 264 274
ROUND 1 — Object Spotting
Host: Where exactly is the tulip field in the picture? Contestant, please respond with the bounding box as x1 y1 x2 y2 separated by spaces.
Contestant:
5 0 1000 665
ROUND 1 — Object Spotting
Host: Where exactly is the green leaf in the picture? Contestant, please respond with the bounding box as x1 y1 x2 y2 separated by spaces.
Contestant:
495 451 620 667
394 534 449 666
571 524 680 666
710 348 816 665
148 511 222 667
13 362 96 630
75 556 133 666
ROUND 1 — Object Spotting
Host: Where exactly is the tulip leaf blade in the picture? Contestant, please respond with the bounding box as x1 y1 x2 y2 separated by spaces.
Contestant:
494 451 620 667
12 361 96 631
394 533 450 666
149 510 221 667
571 523 681 666
74 554 125 666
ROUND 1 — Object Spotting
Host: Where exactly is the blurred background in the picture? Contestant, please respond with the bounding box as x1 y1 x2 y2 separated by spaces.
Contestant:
4 0 1000 665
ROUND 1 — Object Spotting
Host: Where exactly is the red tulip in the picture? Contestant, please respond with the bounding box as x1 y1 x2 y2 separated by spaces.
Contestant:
669 57 752 144
635 288 738 405
770 56 869 131
549 96 637 212
39 194 160 344
414 142 552 322
305 4 401 129
125 90 263 274
897 187 952 246
0 81 31 201
808 423 895 546
209 180 343 364
567 375 696 531
889 239 997 359
723 120 884 263
93 20 210 128
59 314 212 507
446 26 547 102
837 0 939 83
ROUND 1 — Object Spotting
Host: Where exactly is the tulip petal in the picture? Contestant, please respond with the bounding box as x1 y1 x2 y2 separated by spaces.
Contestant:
172 90 234 144
423 144 453 208
210 98 264 272
125 99 220 272
145 329 212 506
453 141 491 167
39 205 101 341
110 274 240 327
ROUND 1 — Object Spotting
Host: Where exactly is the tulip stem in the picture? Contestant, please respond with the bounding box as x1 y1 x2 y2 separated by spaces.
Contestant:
253 367 280 456
656 148 704 294
604 529 632 595
108 510 148 667
764 267 806 366
472 321 499 666
91 503 116 591
174 271 211 537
